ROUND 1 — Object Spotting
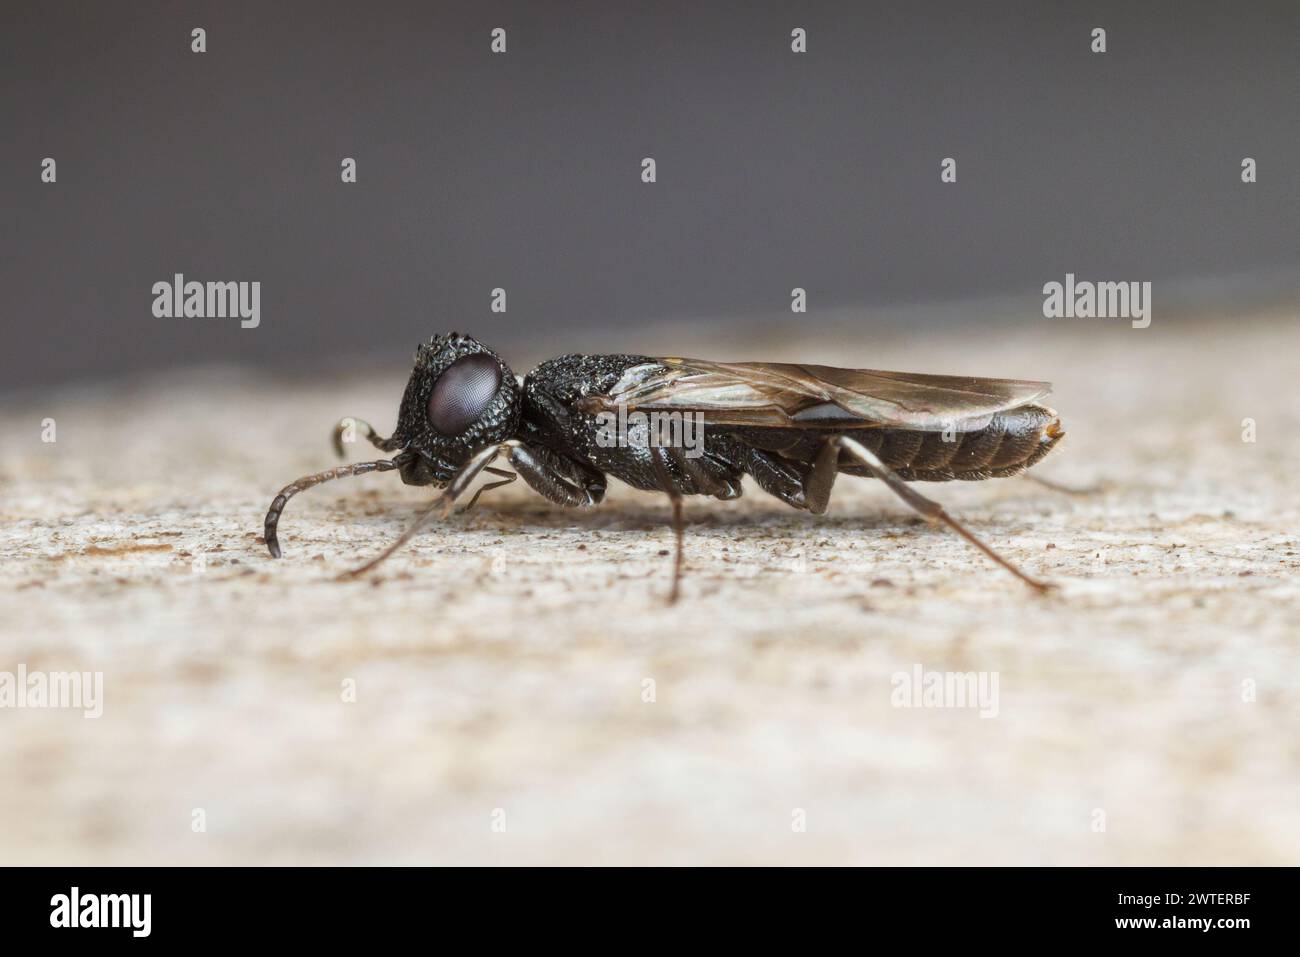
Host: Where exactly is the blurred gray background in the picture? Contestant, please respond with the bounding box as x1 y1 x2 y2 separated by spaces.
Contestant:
3 0 1298 391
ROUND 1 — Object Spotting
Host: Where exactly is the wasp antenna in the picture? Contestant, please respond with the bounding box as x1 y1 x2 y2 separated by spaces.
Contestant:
331 417 399 459
263 459 400 559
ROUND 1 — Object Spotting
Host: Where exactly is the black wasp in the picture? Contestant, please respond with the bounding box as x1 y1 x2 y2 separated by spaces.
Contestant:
264 332 1065 598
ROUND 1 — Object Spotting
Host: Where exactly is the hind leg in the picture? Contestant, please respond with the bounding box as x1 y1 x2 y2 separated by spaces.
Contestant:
826 434 1050 590
799 435 1051 591
1024 474 1104 495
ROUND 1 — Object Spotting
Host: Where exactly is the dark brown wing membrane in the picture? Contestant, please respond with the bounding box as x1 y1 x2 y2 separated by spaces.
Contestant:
582 357 1053 431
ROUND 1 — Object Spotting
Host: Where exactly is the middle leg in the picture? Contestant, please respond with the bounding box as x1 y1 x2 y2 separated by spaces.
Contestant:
463 466 517 511
650 448 686 605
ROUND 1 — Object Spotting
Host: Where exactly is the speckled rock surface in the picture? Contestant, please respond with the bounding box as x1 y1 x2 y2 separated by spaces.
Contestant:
1 316 1297 865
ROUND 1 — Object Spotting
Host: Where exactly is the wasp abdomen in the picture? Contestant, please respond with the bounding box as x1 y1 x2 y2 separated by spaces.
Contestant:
852 404 1064 482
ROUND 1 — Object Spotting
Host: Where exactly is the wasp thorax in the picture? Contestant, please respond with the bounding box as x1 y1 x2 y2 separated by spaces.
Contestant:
428 353 502 435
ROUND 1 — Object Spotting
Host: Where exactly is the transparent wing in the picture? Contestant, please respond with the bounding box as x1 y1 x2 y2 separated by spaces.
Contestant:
579 357 1053 431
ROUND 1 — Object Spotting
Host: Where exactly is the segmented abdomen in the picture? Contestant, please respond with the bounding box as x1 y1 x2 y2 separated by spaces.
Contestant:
847 404 1064 481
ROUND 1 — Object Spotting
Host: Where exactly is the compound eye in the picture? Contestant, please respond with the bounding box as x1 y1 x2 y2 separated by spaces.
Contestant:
427 353 502 435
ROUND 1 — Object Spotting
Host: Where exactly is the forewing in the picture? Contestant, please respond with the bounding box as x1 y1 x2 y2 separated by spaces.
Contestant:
585 357 1052 431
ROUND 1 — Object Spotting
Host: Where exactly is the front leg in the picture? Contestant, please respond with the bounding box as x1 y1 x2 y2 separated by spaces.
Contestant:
442 441 605 509
507 443 607 508
338 441 605 579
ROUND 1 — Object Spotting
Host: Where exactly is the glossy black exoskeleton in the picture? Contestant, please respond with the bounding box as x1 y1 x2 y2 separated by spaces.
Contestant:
264 332 1066 598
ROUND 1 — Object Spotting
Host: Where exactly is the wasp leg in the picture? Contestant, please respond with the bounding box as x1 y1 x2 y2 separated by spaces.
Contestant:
819 435 1051 592
649 448 686 605
804 438 842 515
740 448 808 509
339 443 518 579
339 442 607 579
507 444 607 507
332 417 402 459
463 467 517 512
264 458 401 558
666 445 742 499
1024 474 1104 496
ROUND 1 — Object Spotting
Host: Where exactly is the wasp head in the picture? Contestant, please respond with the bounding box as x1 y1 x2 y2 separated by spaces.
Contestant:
391 332 521 486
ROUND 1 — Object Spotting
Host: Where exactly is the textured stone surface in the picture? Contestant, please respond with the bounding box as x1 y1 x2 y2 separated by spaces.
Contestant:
1 315 1297 865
